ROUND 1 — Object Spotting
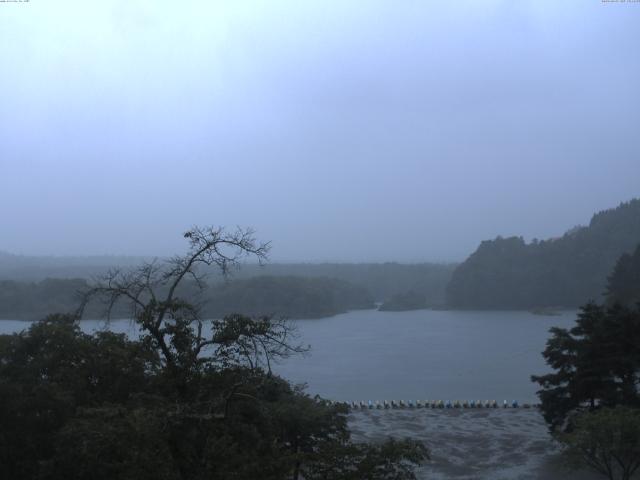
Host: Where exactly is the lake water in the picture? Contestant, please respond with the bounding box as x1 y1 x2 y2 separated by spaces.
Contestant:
0 309 576 404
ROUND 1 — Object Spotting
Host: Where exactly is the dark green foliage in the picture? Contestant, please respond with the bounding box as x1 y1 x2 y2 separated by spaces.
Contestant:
0 227 427 479
0 314 427 480
447 199 640 308
52 406 179 480
304 437 429 480
378 290 428 311
0 314 159 479
557 407 640 480
606 243 640 308
203 275 374 319
0 278 89 320
219 263 457 305
531 303 640 430
0 275 373 320
0 255 457 307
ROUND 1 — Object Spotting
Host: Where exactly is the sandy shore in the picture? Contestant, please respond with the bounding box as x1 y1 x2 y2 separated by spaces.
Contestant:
348 408 600 480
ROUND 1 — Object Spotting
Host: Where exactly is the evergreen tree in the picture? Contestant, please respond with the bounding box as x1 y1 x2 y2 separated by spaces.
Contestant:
606 243 640 308
532 303 640 430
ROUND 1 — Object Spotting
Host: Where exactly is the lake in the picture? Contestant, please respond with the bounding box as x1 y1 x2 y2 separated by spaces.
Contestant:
0 309 576 404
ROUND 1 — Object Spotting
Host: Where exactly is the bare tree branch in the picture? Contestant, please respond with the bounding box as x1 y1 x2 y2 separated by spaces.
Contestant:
77 226 304 382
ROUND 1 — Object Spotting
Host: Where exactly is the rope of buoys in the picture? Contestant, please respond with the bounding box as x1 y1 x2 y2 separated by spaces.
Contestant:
333 399 537 411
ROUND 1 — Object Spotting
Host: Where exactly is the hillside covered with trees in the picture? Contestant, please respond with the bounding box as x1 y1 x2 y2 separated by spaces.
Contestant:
531 247 640 480
0 275 373 321
446 199 640 309
203 276 373 319
224 263 456 305
0 254 455 314
606 243 640 308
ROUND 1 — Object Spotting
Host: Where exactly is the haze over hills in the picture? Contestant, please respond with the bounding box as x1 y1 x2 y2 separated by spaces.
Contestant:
446 198 640 309
0 252 151 281
1 198 639 315
0 252 455 303
0 252 455 319
222 263 456 304
203 276 374 319
0 275 376 321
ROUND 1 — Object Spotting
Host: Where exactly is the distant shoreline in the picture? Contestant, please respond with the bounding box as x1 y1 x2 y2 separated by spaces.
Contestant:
0 307 579 322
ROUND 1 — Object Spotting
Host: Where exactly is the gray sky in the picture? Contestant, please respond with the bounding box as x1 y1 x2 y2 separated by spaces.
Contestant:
1 1 639 262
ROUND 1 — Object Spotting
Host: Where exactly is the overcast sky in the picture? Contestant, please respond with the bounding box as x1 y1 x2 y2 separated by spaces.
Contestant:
1 1 639 262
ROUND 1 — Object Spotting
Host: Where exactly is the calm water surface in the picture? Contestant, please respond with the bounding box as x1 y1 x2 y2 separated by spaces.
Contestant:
276 309 576 403
0 309 576 403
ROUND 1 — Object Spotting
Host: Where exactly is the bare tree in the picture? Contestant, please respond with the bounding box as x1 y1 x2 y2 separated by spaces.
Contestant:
78 226 306 382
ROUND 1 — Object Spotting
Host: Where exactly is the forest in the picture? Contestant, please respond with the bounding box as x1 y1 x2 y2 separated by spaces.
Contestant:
0 253 455 305
2 200 639 317
531 245 640 479
3 3 639 478
0 255 455 319
0 275 374 321
446 199 640 309
0 226 428 480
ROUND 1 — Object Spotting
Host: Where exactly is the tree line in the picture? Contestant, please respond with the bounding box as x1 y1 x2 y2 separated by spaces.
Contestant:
0 251 456 306
0 275 373 321
532 243 640 480
0 227 428 480
447 199 640 309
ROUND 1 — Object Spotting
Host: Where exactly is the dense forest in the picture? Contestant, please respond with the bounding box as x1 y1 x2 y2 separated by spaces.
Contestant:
4 199 638 314
0 254 455 312
204 276 373 319
446 199 640 309
0 275 373 321
222 263 456 304
0 278 89 321
606 243 640 308
0 227 427 479
531 248 640 479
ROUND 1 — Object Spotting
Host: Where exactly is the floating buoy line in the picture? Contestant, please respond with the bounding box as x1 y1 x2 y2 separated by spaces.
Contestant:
332 399 539 411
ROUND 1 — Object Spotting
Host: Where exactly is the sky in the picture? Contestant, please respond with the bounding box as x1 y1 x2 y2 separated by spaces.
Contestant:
1 0 639 262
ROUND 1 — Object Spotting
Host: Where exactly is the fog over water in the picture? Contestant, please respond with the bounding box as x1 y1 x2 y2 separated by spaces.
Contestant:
1 1 639 261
